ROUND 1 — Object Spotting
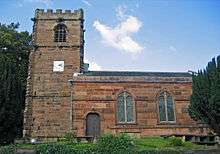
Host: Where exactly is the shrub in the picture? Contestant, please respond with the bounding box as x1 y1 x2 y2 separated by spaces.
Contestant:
35 144 74 154
94 133 135 154
35 143 93 154
58 132 77 143
36 134 135 154
168 137 183 147
0 145 15 154
72 143 94 151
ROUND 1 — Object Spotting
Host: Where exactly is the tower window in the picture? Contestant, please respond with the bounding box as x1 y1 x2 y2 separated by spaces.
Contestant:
54 24 67 42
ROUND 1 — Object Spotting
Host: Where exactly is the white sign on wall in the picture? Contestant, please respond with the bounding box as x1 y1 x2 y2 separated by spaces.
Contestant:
53 61 64 72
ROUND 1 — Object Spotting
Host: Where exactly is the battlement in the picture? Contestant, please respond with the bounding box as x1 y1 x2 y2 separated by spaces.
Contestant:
34 8 83 20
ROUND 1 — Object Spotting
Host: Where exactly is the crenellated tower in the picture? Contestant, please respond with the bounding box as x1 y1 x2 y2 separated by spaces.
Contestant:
23 9 84 138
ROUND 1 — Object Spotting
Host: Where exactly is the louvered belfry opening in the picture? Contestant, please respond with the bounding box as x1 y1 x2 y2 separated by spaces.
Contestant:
54 24 66 42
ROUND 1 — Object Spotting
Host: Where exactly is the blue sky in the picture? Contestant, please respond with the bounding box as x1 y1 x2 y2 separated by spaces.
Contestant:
0 0 220 72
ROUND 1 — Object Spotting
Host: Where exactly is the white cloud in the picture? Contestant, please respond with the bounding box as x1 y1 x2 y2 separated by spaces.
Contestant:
93 6 143 54
169 45 177 52
24 0 52 6
115 5 127 20
84 58 102 71
82 0 92 7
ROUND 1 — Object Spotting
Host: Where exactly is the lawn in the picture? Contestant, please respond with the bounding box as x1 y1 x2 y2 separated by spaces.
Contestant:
134 136 206 152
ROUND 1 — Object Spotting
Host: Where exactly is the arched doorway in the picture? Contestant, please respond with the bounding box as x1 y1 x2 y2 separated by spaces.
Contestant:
86 113 100 137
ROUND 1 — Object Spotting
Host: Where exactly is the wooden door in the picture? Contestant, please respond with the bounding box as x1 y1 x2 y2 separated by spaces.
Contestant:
86 113 100 137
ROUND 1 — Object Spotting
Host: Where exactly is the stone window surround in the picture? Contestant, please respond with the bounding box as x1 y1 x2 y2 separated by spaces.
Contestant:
157 91 176 124
54 24 67 42
116 91 136 124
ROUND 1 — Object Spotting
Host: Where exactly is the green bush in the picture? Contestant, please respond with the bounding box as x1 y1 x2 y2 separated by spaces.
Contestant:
168 137 183 147
35 144 71 154
72 143 94 151
32 133 136 154
58 132 77 143
35 143 93 154
94 133 135 154
0 145 15 154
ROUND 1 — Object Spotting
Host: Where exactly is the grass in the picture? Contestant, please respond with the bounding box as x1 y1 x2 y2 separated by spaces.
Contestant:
15 143 36 149
134 137 169 149
134 137 206 152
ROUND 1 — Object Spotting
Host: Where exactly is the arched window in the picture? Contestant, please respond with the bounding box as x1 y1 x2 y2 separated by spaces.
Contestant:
54 24 67 42
158 92 175 123
117 92 135 123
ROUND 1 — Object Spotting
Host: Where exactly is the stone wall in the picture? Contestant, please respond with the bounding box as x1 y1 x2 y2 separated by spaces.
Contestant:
33 9 84 48
72 76 211 137
25 73 211 138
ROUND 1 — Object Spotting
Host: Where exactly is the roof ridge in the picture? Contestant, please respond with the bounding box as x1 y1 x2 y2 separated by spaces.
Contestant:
81 71 191 77
86 70 189 73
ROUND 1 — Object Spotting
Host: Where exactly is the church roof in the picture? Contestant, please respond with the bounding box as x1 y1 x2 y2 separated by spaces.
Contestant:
81 71 191 77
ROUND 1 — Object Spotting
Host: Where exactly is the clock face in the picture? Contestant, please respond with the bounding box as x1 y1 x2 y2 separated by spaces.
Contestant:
53 61 64 72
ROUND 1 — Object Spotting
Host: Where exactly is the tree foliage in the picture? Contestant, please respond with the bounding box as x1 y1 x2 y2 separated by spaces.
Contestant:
0 23 31 145
189 55 220 135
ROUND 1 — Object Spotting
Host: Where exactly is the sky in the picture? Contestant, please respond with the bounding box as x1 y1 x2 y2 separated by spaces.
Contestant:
0 0 220 72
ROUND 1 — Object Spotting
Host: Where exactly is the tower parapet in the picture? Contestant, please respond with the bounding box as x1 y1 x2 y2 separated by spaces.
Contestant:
32 8 84 49
34 9 83 20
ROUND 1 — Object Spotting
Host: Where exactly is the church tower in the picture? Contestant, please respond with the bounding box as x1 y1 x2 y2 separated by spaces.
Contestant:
23 9 84 138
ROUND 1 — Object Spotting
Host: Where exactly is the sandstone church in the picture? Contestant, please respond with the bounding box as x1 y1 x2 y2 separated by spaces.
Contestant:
23 9 213 142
